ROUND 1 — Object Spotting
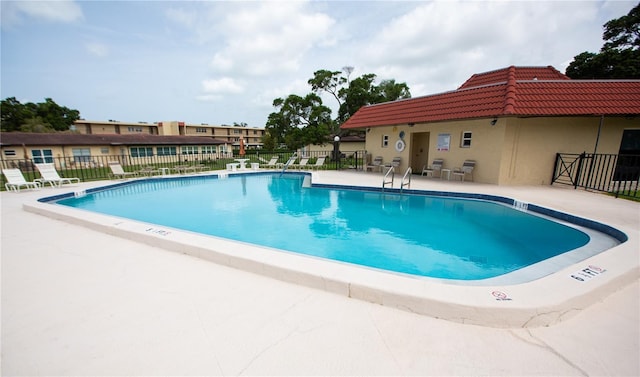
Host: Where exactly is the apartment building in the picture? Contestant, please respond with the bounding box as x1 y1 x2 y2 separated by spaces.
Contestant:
73 120 266 149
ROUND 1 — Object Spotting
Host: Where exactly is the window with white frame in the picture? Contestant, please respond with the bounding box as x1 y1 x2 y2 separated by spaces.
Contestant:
196 128 207 133
127 127 143 132
157 146 177 156
130 147 153 157
461 131 472 148
72 148 91 163
31 149 53 163
201 145 216 154
4 150 16 156
100 148 109 154
181 146 199 155
382 135 389 147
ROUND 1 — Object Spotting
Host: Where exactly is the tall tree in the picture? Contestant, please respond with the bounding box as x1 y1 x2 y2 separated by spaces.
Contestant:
0 97 29 132
266 68 411 147
265 93 333 150
0 97 80 132
566 3 640 79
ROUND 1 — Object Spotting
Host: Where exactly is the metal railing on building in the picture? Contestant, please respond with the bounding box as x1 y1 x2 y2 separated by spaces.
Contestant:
552 152 640 199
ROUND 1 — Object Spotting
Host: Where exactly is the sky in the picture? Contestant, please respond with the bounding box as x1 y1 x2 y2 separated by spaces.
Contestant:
1 0 636 128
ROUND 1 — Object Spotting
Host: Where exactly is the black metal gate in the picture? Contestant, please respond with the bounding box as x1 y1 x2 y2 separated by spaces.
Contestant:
552 153 640 198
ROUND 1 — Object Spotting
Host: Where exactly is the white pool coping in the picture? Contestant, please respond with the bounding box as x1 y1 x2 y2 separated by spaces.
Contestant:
22 169 640 328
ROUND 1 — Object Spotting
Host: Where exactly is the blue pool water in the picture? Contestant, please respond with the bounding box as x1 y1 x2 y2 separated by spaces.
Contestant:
55 173 592 280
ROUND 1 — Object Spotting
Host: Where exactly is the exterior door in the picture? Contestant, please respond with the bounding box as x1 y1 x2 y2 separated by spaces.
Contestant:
410 132 430 172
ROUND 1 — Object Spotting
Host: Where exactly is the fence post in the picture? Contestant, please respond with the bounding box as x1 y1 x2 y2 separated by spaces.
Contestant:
551 153 561 185
574 152 586 189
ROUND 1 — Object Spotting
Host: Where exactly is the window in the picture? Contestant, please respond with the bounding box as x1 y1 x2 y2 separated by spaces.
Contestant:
201 145 216 154
31 149 53 163
233 129 242 134
157 146 177 156
382 135 389 148
130 147 153 157
127 127 143 133
72 148 91 163
181 146 199 155
3 150 16 156
100 148 109 154
461 131 472 148
196 128 207 133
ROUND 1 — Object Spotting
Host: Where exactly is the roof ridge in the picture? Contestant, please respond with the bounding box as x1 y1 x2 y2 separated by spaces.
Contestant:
503 66 517 114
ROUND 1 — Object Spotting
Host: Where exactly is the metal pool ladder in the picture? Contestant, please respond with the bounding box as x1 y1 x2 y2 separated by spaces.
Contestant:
400 167 412 192
279 152 297 177
382 166 394 191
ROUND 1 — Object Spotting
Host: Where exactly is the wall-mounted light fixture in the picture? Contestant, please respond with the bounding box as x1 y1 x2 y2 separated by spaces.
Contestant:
490 118 498 126
366 128 371 133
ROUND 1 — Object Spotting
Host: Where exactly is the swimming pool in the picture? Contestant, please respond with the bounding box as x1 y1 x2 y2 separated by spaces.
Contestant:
49 172 623 282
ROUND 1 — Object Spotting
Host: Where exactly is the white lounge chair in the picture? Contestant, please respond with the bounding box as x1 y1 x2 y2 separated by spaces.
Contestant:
108 161 138 179
277 156 297 169
310 156 326 170
35 163 81 188
421 159 444 177
291 157 310 170
3 169 41 192
260 156 279 169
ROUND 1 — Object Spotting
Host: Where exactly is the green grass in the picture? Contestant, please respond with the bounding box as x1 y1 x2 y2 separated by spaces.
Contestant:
608 190 640 202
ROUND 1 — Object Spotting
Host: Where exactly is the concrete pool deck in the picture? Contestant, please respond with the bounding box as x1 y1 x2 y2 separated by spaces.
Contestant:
2 170 639 375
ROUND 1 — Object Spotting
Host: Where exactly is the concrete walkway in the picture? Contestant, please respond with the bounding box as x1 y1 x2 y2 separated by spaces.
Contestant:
2 171 638 376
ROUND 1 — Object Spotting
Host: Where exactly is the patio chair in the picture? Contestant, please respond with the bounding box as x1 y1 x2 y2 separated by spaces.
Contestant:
452 160 476 182
35 163 81 188
366 156 383 172
108 161 138 179
137 166 161 176
3 168 41 192
260 156 279 169
277 156 297 170
421 159 444 177
291 157 310 170
310 156 326 170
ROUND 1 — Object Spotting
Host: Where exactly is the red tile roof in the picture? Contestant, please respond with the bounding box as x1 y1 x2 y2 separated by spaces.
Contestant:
0 132 227 147
341 66 640 130
458 65 570 89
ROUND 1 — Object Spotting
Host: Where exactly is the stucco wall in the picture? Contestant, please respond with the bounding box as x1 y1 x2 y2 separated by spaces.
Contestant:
365 120 505 183
362 116 639 185
498 116 638 185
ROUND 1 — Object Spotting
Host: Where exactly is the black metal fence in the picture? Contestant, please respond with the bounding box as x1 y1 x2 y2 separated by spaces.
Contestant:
1 149 367 190
552 152 640 198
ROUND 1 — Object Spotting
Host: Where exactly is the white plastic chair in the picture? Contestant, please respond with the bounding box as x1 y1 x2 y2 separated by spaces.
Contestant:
3 169 41 192
35 163 81 188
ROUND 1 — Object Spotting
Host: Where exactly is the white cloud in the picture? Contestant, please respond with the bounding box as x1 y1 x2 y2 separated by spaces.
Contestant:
85 42 109 57
2 0 636 127
196 94 222 102
202 77 244 94
359 0 609 95
1 0 83 28
207 1 335 76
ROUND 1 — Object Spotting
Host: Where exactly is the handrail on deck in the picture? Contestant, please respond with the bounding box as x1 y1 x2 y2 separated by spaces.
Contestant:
401 167 412 192
382 166 394 191
279 152 297 177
